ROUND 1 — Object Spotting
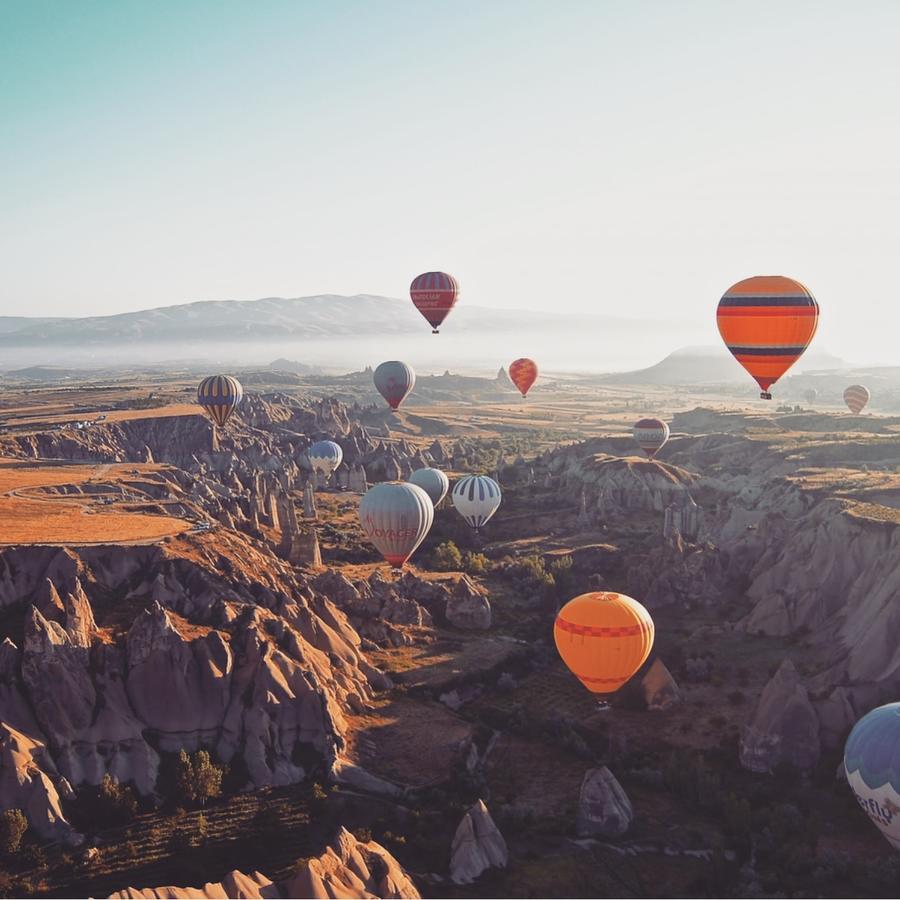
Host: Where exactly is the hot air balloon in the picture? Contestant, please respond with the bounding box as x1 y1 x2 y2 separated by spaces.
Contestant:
844 703 900 850
451 474 501 531
410 272 459 333
803 388 818 405
408 467 449 507
554 592 654 695
508 358 538 398
632 418 670 459
358 482 434 569
716 276 819 400
374 361 415 410
308 440 343 478
197 375 243 427
844 384 870 414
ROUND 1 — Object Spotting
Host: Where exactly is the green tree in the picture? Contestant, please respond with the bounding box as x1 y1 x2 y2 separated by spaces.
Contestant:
97 774 138 825
0 810 27 857
430 541 463 571
176 750 224 807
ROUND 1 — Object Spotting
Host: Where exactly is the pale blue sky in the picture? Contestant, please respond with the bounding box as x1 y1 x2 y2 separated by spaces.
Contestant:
2 1 900 361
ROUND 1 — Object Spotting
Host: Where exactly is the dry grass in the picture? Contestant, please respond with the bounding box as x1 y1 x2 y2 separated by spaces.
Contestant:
0 458 189 545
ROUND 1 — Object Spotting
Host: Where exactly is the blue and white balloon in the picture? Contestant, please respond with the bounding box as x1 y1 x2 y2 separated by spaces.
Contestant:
308 440 343 477
845 702 900 849
451 474 502 531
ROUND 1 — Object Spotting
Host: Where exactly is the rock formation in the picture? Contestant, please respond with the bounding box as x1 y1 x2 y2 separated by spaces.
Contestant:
641 658 681 711
445 576 491 631
450 799 508 885
108 827 418 899
576 766 634 837
740 659 820 774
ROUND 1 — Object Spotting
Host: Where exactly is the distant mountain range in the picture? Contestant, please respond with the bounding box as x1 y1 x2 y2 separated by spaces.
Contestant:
0 295 673 347
600 345 851 385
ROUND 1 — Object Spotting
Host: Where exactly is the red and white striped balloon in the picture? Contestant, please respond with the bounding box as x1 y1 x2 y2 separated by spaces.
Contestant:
844 385 870 415
632 418 670 459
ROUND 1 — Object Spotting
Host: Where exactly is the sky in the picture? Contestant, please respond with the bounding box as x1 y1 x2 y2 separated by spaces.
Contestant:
2 0 900 363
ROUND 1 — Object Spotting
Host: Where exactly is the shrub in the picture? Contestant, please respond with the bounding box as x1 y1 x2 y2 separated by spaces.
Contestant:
0 810 27 857
462 551 491 575
86 775 138 827
175 750 225 807
727 690 746 705
430 541 463 571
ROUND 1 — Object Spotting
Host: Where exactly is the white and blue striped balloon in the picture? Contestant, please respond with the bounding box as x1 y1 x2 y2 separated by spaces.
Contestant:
308 440 343 476
451 474 502 531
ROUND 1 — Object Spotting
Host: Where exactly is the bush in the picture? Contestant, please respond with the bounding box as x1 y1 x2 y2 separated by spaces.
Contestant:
462 551 491 575
175 750 225 807
0 810 27 857
430 541 463 571
727 690 746 705
86 775 138 827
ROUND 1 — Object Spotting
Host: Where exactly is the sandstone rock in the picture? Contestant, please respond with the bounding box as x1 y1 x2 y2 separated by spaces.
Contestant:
641 658 681 711
576 766 633 837
446 576 491 631
740 659 820 773
109 869 279 898
450 799 508 885
285 826 419 899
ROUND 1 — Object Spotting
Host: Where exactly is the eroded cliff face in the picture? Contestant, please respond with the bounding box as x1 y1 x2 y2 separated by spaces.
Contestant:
550 411 900 751
107 827 420 899
0 535 386 842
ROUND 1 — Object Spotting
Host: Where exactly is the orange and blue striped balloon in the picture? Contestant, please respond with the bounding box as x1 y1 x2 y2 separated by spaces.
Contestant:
716 276 819 399
197 375 243 427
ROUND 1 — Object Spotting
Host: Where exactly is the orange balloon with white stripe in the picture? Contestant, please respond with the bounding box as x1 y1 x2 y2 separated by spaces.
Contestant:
554 592 654 694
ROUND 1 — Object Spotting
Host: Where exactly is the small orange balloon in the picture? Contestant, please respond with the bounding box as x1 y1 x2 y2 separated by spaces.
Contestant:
509 358 538 397
554 592 654 694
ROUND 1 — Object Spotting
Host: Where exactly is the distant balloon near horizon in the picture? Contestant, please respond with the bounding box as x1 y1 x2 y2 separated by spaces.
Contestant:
844 384 870 414
844 703 900 850
358 482 433 569
632 418 670 459
508 358 539 397
410 271 459 333
803 388 818 405
716 275 819 400
373 360 415 410
554 591 654 695
196 375 243 427
308 440 343 477
408 467 449 507
451 474 501 531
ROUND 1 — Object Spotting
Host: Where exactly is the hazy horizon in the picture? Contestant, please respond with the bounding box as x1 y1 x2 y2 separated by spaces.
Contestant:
5 1 900 364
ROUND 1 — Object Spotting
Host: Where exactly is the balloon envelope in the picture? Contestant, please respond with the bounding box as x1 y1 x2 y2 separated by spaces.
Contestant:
197 375 243 427
451 474 501 530
716 276 819 399
374 361 415 410
308 440 343 476
410 272 459 332
408 467 449 506
358 482 434 568
844 703 900 850
554 592 654 694
844 384 870 414
508 358 538 397
633 418 670 459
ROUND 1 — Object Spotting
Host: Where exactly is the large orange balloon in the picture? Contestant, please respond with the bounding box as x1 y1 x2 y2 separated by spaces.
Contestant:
508 358 538 397
554 592 654 694
716 275 819 400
